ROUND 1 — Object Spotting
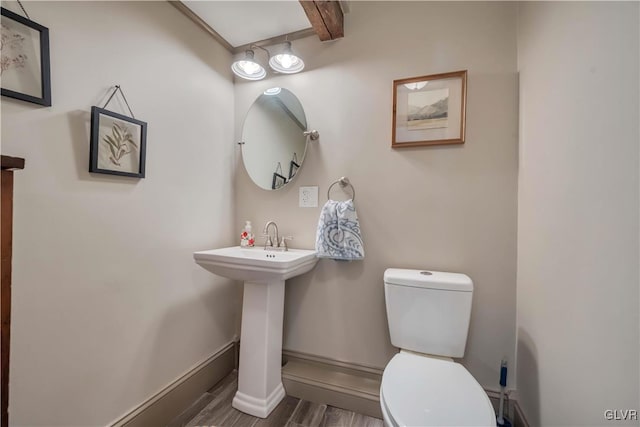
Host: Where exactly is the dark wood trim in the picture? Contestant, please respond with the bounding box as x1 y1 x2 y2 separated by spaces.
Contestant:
1 155 23 427
2 179 13 427
1 171 13 427
167 1 234 53
1 156 25 171
299 1 344 41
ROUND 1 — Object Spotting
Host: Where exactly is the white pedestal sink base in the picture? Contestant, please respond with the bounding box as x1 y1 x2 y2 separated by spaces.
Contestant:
232 280 286 418
193 247 319 418
232 384 286 419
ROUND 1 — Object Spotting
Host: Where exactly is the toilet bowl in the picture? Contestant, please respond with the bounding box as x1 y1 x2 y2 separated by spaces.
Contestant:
380 352 495 427
381 268 496 427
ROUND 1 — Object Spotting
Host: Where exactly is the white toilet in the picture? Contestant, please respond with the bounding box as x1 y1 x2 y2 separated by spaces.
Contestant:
380 268 496 427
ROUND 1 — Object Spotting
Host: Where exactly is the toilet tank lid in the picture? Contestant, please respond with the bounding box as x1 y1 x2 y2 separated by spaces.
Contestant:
384 268 473 292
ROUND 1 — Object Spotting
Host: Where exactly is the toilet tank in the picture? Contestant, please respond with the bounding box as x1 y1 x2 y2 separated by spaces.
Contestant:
384 268 473 358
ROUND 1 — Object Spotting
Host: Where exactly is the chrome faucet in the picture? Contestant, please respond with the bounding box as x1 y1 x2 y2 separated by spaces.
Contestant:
262 221 293 251
262 221 279 249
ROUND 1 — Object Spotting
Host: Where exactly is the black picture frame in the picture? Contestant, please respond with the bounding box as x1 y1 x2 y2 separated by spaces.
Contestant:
1 7 51 106
89 106 147 178
272 172 287 190
289 161 300 180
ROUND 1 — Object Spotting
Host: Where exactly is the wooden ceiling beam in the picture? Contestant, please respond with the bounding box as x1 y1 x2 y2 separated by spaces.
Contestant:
299 1 344 41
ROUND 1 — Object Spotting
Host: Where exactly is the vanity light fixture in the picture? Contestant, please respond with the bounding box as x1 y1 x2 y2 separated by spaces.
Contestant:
268 41 305 74
231 41 305 81
231 50 267 81
404 81 428 90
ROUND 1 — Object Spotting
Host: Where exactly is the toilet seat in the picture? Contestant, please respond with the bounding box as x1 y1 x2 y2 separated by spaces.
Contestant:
380 352 496 427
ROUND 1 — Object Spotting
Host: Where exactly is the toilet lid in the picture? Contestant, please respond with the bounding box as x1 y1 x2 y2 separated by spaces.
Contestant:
381 353 496 427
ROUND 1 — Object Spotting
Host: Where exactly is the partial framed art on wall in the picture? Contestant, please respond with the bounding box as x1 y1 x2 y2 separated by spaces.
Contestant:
289 153 300 180
392 70 467 148
0 7 51 106
272 162 286 190
90 107 147 178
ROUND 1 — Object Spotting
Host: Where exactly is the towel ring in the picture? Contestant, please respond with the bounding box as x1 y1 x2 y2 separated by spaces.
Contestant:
327 177 355 201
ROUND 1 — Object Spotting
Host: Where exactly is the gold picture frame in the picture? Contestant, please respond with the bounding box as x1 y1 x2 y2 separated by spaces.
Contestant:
392 70 467 148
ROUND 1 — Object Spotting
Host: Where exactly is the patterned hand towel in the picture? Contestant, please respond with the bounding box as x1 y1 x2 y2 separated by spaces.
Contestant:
315 199 364 260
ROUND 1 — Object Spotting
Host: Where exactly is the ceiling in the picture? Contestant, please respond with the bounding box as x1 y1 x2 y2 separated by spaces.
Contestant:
182 1 312 48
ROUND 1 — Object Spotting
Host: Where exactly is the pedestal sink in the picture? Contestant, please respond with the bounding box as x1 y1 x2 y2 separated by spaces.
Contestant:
193 246 318 418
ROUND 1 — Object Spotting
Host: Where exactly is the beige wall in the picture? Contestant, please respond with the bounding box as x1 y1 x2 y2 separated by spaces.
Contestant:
1 2 238 425
7 3 635 425
516 2 639 425
235 1 519 389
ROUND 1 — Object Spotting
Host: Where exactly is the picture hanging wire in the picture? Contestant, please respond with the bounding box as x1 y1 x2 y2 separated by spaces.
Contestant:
102 85 136 119
16 0 30 19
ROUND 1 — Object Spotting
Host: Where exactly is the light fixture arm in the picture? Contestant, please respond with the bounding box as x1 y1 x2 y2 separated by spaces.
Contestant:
250 44 272 59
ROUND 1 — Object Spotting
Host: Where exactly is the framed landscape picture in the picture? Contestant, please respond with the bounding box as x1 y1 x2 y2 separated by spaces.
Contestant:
392 70 467 148
89 107 147 178
0 7 51 106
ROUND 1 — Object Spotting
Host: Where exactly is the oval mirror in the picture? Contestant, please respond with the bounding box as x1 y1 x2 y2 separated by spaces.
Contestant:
241 88 308 190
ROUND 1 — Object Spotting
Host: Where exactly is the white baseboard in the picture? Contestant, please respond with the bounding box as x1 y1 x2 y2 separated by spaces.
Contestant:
108 341 237 427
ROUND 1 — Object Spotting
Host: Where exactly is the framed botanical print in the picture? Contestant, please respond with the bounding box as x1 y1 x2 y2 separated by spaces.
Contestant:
89 107 147 178
0 7 51 106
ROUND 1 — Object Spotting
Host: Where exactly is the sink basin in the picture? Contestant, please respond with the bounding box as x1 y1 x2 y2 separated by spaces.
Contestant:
193 245 318 418
193 246 318 282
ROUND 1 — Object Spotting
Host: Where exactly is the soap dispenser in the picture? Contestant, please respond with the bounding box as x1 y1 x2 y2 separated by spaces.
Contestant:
240 221 255 247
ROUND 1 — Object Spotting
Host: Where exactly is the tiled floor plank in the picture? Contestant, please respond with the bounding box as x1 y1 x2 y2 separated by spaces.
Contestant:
224 407 259 427
196 389 236 426
320 406 355 427
167 392 216 427
253 396 300 427
186 377 237 426
350 413 384 427
285 400 327 427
